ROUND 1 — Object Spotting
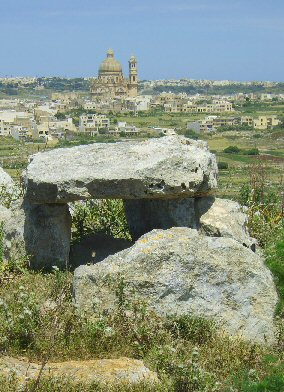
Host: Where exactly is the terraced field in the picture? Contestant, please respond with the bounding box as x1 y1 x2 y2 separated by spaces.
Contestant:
0 114 283 202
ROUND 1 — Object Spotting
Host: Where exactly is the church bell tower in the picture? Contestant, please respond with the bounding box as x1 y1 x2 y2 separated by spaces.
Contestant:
128 55 138 97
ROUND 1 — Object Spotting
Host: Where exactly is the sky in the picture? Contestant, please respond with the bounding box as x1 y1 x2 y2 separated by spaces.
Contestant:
0 0 284 81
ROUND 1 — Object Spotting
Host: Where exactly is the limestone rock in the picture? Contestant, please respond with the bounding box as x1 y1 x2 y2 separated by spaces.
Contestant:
24 136 218 203
0 199 71 269
74 228 278 344
24 202 72 270
0 166 14 195
0 200 26 262
124 198 197 240
0 204 11 223
0 357 158 387
124 196 255 245
196 197 255 250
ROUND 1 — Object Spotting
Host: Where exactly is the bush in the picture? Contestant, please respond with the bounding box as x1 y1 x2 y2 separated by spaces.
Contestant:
70 199 131 243
183 129 199 140
223 145 241 154
218 162 229 170
243 148 259 156
166 315 216 345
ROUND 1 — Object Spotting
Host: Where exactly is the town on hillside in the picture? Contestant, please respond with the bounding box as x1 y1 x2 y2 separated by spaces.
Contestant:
0 49 283 143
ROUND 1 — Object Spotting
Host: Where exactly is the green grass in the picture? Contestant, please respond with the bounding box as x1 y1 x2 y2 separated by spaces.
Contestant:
0 268 282 392
262 150 284 158
1 136 284 390
266 229 284 315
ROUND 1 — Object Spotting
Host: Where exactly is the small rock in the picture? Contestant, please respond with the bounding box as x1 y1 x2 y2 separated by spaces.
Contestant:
0 356 158 387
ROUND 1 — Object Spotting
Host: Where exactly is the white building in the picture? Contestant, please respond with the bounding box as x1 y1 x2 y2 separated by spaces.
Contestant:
124 95 152 112
79 114 110 135
11 125 32 141
0 110 35 136
110 121 139 136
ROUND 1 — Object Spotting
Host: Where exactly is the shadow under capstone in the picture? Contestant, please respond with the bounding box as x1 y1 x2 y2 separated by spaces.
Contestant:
69 233 133 269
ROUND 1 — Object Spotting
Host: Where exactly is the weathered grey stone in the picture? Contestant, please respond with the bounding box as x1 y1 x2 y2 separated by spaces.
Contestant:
0 357 158 388
0 200 26 262
124 198 197 240
124 196 255 246
24 136 218 204
196 197 255 250
0 199 71 269
24 202 72 270
0 199 72 269
0 167 14 194
74 228 278 344
0 204 11 222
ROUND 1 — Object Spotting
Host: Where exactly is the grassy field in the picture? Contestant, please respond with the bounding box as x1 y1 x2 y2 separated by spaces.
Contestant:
1 110 284 391
1 110 284 201
205 128 284 198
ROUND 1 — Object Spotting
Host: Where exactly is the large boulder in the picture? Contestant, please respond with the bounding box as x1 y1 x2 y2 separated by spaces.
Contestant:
0 167 14 193
24 136 218 204
74 228 278 344
196 197 255 250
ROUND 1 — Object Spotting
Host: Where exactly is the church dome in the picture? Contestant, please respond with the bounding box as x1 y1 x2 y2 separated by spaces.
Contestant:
99 49 122 74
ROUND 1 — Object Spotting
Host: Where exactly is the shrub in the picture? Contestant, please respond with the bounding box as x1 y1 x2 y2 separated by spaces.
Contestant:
70 199 131 243
183 129 199 140
223 145 241 154
218 162 229 170
166 315 216 345
265 228 284 315
0 222 4 263
243 148 259 156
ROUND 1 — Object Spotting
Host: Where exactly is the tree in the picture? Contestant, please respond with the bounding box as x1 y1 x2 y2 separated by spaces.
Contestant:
55 112 66 120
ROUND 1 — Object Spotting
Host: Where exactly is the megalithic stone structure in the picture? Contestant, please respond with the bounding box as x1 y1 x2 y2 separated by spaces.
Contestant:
23 136 218 270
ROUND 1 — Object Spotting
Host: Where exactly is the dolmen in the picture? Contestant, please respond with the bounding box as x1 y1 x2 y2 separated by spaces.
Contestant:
1 136 278 343
23 136 220 269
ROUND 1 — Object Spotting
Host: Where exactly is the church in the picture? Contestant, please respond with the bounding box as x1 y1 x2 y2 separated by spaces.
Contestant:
90 49 138 100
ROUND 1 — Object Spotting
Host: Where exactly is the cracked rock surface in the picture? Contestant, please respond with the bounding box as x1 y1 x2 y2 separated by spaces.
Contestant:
24 136 218 203
74 227 278 344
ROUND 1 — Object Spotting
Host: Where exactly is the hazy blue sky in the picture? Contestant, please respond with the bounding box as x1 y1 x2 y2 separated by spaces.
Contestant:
1 0 283 81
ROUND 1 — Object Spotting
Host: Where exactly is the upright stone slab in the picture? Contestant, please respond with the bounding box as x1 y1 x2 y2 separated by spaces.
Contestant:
24 136 218 203
0 200 26 262
124 196 255 246
24 202 72 270
0 199 71 270
124 198 197 240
